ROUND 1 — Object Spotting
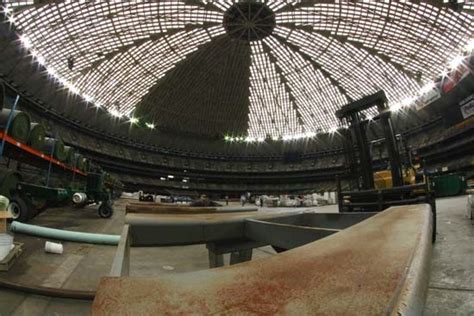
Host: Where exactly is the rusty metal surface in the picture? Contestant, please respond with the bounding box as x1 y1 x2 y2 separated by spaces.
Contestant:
91 204 432 315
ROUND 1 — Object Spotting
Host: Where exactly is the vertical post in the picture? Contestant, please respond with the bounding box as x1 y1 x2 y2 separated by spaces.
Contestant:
206 243 224 268
377 105 403 187
45 137 56 187
425 178 436 243
230 249 252 265
110 225 130 277
351 114 374 189
0 95 20 158
340 125 357 190
377 190 383 211
336 175 343 212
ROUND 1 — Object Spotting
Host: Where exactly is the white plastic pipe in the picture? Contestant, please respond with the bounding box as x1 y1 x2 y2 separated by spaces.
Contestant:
11 221 119 245
45 241 63 254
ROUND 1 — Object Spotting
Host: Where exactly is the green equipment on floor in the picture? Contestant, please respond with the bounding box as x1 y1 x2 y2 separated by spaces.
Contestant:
0 109 30 143
431 173 466 197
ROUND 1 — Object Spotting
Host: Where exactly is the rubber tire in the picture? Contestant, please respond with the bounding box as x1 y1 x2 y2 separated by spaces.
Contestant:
8 195 31 222
98 202 113 218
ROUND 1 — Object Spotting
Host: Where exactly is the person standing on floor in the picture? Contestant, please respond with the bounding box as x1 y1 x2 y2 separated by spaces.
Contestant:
240 194 246 206
225 195 229 206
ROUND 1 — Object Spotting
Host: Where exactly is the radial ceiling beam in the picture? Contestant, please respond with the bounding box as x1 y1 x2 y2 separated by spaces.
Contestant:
261 43 305 127
274 0 457 14
271 33 353 103
279 23 419 81
182 0 225 14
69 24 219 82
6 0 64 13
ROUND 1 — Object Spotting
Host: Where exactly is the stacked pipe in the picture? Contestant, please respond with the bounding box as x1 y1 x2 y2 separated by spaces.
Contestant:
0 109 31 143
63 146 75 165
27 123 46 151
42 136 67 161
0 169 21 198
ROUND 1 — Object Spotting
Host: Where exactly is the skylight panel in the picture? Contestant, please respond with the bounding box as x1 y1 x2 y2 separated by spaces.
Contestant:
5 1 473 139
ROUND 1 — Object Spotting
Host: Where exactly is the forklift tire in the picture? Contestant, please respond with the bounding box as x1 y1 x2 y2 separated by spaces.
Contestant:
8 195 31 222
98 202 113 219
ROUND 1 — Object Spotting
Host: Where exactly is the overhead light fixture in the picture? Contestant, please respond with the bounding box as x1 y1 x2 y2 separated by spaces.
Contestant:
390 103 403 112
19 35 31 48
36 55 45 65
3 5 12 15
449 55 465 69
83 95 93 103
145 122 155 129
168 175 174 179
66 83 79 95
466 39 474 51
109 109 122 118
47 67 57 77
420 81 435 94
401 97 415 107
245 136 255 143
129 117 139 124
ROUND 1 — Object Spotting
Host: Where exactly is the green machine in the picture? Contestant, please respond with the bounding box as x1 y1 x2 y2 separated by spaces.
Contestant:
431 173 467 197
75 172 114 218
0 89 121 222
1 169 118 222
0 169 69 222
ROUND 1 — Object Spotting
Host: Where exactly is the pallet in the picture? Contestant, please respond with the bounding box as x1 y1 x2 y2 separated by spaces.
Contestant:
0 242 23 271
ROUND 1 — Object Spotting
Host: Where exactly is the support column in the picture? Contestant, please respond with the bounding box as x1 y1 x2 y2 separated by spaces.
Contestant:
230 249 253 265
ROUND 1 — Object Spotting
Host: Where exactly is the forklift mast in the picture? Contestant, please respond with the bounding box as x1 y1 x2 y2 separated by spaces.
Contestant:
336 91 403 190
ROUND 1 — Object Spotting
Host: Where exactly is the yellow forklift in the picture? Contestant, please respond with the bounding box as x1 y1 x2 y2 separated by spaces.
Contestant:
370 134 420 189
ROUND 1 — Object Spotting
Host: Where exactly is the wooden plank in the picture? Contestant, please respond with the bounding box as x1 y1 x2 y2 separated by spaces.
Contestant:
0 242 23 271
0 219 7 233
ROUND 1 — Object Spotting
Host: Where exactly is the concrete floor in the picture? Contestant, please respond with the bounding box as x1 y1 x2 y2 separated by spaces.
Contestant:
0 197 471 315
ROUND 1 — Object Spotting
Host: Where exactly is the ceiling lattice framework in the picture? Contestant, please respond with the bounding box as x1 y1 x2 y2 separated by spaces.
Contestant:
5 0 474 139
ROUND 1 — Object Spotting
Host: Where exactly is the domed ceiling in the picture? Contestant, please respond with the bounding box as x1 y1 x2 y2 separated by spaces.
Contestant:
4 0 474 139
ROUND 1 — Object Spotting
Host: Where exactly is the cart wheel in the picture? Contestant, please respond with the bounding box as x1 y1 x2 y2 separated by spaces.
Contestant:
98 202 113 218
8 195 31 222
